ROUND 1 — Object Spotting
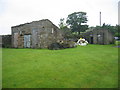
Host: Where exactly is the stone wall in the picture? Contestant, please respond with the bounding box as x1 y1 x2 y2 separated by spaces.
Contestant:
82 29 114 45
1 35 12 48
11 19 64 48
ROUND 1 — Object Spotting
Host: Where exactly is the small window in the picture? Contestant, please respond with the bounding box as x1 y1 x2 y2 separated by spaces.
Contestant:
97 34 101 37
19 31 22 35
52 28 54 33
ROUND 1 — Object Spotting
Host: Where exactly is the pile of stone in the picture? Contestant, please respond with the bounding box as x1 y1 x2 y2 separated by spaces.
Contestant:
48 40 76 50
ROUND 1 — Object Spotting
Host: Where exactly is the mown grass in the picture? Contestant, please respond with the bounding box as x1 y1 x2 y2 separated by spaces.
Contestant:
2 44 118 88
0 48 2 89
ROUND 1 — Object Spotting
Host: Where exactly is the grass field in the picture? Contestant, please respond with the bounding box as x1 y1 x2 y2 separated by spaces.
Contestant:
2 44 118 88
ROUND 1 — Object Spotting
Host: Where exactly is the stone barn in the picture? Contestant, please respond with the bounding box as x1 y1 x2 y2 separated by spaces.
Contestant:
11 19 64 48
82 28 114 44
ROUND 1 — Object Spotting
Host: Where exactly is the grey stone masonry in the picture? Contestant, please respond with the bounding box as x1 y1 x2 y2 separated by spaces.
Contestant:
11 19 64 48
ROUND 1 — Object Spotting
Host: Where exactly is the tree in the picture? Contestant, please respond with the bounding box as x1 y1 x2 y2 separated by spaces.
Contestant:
66 12 88 35
58 18 73 39
58 18 67 30
102 23 119 37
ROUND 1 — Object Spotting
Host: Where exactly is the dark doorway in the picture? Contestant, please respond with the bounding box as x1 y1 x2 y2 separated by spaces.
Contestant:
91 37 93 44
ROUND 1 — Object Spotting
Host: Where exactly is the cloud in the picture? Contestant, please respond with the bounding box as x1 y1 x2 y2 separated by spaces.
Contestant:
0 0 119 35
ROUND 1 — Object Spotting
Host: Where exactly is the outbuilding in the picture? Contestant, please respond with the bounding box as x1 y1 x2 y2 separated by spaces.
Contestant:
11 19 64 48
82 28 114 44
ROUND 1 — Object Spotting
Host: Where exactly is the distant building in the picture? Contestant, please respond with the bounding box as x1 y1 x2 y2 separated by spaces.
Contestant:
11 19 64 48
82 28 114 44
0 35 12 48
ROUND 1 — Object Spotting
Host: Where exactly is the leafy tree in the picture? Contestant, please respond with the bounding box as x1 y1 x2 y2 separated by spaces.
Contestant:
58 18 67 30
102 23 119 37
66 12 88 35
115 25 120 38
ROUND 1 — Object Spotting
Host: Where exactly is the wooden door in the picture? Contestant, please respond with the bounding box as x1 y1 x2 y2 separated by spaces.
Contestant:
24 35 31 48
14 33 18 48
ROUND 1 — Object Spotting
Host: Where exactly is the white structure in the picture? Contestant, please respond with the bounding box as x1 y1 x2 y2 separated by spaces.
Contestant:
76 38 88 46
118 1 120 25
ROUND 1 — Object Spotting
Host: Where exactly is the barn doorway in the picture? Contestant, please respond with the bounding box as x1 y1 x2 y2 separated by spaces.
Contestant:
24 35 31 48
14 33 19 48
90 37 93 44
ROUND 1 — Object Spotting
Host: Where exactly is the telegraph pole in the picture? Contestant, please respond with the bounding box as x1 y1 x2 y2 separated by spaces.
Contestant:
100 12 101 26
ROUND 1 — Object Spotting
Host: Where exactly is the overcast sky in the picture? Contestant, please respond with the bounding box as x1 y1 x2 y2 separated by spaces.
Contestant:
0 0 119 35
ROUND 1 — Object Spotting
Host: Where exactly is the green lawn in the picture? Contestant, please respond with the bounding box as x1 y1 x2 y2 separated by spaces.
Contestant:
2 44 118 88
0 48 2 89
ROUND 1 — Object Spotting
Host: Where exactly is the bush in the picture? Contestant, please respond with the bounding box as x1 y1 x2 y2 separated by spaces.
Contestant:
48 43 63 50
115 40 120 46
48 40 76 50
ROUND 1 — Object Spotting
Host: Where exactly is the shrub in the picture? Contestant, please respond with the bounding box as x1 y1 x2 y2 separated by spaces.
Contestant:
48 40 76 50
115 40 120 46
48 43 63 50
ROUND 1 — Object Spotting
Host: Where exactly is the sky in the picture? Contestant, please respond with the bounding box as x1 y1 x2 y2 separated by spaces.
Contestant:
0 0 119 35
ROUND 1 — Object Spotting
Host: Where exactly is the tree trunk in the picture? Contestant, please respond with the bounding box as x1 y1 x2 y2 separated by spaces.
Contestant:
78 30 81 35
